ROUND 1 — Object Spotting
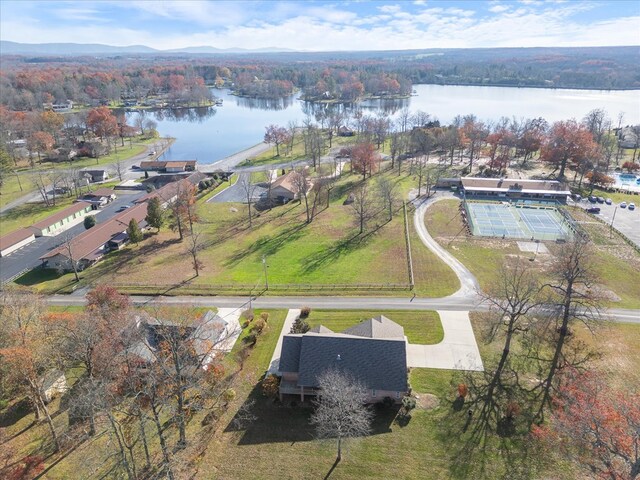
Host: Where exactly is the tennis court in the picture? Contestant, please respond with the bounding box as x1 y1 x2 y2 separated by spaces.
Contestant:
465 201 573 240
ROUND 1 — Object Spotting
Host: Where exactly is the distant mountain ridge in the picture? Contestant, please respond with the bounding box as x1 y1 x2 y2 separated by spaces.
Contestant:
0 40 296 55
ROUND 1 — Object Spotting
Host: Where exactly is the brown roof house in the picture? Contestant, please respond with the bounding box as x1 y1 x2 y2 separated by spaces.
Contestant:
269 170 313 204
80 188 117 208
461 177 571 203
40 203 148 272
0 227 36 257
278 315 408 403
127 310 237 371
140 160 196 173
30 201 94 237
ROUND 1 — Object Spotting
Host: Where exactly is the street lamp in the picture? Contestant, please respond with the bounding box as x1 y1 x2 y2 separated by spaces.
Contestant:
262 255 269 291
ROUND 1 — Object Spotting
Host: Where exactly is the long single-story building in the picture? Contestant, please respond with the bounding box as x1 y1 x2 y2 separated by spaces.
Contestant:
30 201 94 237
0 227 36 257
80 169 109 183
140 160 197 173
40 203 148 272
460 177 571 203
278 315 408 403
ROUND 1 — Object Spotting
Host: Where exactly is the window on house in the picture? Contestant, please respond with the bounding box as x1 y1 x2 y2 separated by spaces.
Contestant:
395 391 400 398
372 389 377 397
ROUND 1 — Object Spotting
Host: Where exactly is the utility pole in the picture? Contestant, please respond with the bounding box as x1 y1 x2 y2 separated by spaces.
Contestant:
609 205 618 238
262 255 269 291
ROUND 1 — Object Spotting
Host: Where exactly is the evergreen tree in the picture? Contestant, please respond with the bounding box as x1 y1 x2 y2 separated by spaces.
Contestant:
127 218 143 244
145 197 164 232
290 316 310 334
83 215 96 229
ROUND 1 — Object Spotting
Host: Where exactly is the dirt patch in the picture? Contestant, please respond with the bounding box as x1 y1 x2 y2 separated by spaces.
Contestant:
414 393 440 410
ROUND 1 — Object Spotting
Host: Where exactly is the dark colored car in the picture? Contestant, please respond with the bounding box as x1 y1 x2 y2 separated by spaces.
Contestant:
588 196 597 203
586 207 601 214
596 197 605 203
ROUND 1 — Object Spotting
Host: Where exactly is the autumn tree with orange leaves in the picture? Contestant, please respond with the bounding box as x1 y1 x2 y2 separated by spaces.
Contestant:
540 120 598 179
533 368 640 480
351 142 378 180
0 287 61 452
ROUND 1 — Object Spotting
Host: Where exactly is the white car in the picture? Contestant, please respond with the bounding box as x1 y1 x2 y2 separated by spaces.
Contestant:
620 202 627 208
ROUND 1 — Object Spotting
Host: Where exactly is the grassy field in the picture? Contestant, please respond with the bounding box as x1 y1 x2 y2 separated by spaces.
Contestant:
306 309 444 344
0 181 120 234
20 168 458 297
425 199 640 309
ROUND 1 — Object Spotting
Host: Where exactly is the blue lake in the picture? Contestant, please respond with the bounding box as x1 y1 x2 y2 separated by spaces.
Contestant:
128 85 640 165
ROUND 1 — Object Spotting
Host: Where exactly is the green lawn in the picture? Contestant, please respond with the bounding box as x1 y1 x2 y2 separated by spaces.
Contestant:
306 309 444 344
24 169 458 297
425 199 640 309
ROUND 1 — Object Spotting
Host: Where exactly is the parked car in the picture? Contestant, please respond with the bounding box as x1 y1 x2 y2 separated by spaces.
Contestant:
116 205 131 212
605 198 612 205
131 165 141 170
586 207 601 214
147 151 156 156
629 203 636 211
596 197 605 204
588 196 597 203
620 202 627 208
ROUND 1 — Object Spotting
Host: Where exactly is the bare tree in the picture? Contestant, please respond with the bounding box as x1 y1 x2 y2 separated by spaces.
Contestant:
186 229 205 277
532 238 603 423
292 168 313 223
59 231 80 282
351 182 375 234
376 176 399 222
468 259 543 431
310 369 373 462
115 160 125 181
238 174 256 228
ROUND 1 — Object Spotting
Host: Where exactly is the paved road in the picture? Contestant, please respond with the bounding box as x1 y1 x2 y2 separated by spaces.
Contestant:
199 142 273 173
45 294 639 323
0 190 146 283
207 173 268 203
577 200 640 247
412 192 480 299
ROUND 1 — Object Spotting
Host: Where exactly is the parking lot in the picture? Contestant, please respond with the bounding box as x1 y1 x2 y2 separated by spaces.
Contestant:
579 199 640 248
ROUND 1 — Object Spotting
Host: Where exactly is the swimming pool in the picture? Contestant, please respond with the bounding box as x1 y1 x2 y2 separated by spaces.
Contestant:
612 173 640 193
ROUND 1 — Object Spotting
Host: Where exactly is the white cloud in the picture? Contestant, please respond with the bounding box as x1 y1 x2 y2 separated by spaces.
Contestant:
489 5 510 13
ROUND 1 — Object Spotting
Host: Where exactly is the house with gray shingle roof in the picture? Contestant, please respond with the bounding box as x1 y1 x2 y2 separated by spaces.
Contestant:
278 316 408 403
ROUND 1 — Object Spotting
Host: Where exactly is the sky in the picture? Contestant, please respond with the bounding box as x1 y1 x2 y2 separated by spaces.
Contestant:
1 0 639 51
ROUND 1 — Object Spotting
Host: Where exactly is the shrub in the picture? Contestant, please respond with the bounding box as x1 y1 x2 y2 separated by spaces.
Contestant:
260 312 270 323
261 374 281 399
300 306 311 318
290 316 310 334
83 215 96 229
252 318 266 334
402 396 417 416
244 332 257 346
223 389 236 403
457 383 468 399
241 320 250 329
242 309 255 322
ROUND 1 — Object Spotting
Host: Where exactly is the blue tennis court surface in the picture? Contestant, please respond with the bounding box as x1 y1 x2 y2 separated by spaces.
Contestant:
465 202 573 240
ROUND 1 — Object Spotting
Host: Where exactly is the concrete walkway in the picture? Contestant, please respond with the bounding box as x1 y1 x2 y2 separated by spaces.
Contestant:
216 307 243 353
412 193 480 300
407 310 484 371
267 308 300 375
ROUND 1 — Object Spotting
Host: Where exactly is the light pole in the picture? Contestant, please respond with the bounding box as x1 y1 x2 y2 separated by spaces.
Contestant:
610 206 618 239
262 255 269 291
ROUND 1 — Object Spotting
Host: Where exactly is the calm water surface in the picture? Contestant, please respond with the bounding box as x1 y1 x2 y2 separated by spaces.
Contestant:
130 85 640 165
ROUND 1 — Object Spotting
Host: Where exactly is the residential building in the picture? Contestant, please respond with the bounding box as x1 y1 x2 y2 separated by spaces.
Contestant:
80 169 109 183
278 315 408 402
128 310 233 370
139 160 197 173
30 201 94 237
80 188 117 208
40 203 148 271
269 170 313 203
460 177 571 203
0 227 36 257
